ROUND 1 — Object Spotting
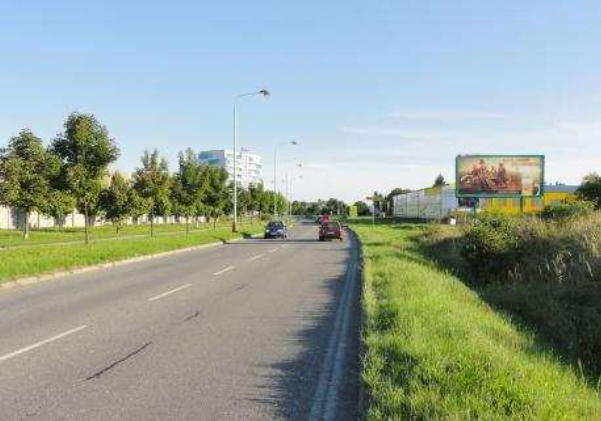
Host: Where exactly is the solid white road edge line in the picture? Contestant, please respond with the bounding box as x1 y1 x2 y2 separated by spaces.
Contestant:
308 251 358 421
0 325 88 363
213 266 235 276
246 255 263 262
148 284 193 302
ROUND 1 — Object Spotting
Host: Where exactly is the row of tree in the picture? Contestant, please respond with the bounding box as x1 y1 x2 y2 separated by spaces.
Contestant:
0 113 287 242
289 198 348 216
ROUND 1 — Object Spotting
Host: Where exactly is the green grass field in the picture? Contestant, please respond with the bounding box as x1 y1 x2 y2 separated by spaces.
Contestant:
351 221 601 420
0 222 263 283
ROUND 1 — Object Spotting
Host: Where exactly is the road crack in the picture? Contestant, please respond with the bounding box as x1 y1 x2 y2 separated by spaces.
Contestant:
86 342 152 380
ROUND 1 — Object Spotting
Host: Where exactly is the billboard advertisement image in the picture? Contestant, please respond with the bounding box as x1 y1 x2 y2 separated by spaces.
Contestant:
456 155 544 198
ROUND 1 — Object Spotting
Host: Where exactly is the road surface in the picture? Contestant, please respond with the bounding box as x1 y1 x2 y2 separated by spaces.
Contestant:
0 221 361 420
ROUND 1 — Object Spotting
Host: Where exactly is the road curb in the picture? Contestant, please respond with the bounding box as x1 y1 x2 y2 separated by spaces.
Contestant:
348 228 371 420
0 234 261 292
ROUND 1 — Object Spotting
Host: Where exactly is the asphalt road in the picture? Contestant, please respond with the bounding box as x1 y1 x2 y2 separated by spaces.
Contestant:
0 221 361 421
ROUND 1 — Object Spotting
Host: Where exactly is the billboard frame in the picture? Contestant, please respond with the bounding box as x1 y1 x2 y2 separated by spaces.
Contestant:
455 154 545 198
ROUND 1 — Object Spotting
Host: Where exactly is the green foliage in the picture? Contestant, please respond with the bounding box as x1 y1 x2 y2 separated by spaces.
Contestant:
353 200 370 216
171 149 208 227
50 113 119 242
99 173 147 231
541 200 595 220
132 150 172 233
0 129 57 237
423 214 601 377
433 172 446 187
460 214 522 280
353 223 601 420
577 173 601 208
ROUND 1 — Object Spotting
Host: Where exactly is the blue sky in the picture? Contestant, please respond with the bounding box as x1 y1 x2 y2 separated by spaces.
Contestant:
1 0 600 202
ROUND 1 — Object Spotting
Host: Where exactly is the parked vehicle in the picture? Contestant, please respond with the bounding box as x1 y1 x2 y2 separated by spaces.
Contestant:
319 221 343 241
264 221 288 239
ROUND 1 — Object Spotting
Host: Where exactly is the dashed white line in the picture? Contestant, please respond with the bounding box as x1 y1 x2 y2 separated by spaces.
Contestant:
148 284 192 302
213 266 235 276
268 248 279 253
0 325 88 363
246 255 263 262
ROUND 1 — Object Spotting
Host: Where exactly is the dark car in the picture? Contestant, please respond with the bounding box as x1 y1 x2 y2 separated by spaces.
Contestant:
264 221 288 239
319 221 343 241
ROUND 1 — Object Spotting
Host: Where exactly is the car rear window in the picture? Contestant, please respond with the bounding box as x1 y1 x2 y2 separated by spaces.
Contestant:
326 222 340 229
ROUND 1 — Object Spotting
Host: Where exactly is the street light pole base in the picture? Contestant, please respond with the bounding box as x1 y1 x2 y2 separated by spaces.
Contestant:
232 221 238 233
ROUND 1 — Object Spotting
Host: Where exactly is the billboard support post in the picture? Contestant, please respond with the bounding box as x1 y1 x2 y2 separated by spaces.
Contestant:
520 197 525 214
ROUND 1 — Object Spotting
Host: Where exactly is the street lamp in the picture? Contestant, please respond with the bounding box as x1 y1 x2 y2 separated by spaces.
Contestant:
232 89 270 232
273 140 297 217
285 164 303 218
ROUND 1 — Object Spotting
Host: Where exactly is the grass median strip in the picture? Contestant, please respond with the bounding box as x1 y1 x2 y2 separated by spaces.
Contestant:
352 222 601 420
0 225 262 284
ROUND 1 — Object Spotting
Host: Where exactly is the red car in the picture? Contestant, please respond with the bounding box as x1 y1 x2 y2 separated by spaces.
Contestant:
318 214 331 225
319 221 343 241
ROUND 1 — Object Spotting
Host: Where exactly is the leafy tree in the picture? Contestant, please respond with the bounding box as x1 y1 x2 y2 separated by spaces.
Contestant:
50 113 119 244
171 149 208 234
433 173 446 187
132 150 172 236
203 166 229 229
577 173 601 209
372 191 386 215
100 172 145 233
248 182 264 221
353 200 370 216
0 129 55 238
237 185 251 217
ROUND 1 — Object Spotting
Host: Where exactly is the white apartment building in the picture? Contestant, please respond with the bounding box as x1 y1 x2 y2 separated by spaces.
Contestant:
198 149 263 188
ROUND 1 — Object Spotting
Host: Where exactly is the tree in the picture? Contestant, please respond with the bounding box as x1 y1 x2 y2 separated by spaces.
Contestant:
353 201 370 216
100 173 144 233
171 149 208 234
0 129 55 238
577 173 601 208
433 173 446 187
132 150 172 237
372 191 386 215
203 166 229 229
248 182 264 221
50 113 119 244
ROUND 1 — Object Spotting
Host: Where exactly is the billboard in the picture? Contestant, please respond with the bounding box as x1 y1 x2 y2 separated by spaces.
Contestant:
456 155 544 198
349 205 358 218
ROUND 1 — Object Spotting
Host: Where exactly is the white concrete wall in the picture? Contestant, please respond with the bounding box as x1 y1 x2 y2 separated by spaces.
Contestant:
0 205 210 230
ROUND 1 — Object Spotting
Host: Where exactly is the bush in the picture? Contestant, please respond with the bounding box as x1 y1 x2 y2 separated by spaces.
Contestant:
460 214 522 281
541 200 595 220
460 212 601 285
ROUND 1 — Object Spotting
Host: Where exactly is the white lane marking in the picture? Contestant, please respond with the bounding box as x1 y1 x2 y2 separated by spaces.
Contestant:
246 255 263 262
148 284 192 302
0 325 88 363
213 266 235 276
309 249 359 420
268 248 279 253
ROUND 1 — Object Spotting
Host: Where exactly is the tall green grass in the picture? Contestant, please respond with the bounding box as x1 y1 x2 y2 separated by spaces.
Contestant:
353 223 601 420
421 212 601 377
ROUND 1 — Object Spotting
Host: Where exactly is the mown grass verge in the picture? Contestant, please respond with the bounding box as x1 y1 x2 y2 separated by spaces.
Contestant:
0 220 261 248
351 222 601 420
0 224 262 283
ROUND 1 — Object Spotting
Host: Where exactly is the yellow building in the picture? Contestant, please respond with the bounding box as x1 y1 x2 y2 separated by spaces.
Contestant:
479 185 578 214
